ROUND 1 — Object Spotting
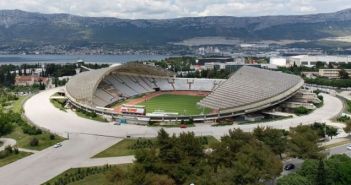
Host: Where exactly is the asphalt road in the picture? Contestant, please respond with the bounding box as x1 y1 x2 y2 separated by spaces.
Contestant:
24 88 343 138
0 134 121 185
328 143 351 157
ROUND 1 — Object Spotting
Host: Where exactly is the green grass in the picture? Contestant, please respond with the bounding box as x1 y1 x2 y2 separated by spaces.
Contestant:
5 127 64 150
11 96 28 113
0 151 31 167
75 110 107 122
94 136 219 158
137 94 211 115
50 99 67 112
44 165 131 185
94 139 152 158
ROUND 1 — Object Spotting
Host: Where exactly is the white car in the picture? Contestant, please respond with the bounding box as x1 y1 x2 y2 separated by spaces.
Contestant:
347 145 351 150
53 143 62 148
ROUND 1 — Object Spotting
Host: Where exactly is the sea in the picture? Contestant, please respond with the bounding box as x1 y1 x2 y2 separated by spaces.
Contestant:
0 54 170 65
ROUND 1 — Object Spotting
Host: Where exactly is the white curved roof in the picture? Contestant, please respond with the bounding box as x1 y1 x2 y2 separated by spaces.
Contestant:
198 66 303 111
65 63 174 105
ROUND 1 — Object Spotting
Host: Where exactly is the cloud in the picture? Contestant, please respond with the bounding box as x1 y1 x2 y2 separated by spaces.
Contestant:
0 0 350 19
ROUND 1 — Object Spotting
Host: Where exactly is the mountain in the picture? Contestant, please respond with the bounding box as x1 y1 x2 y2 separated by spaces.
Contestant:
1 9 351 47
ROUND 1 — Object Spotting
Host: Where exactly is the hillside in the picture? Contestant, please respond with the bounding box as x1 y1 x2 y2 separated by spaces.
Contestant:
1 9 351 47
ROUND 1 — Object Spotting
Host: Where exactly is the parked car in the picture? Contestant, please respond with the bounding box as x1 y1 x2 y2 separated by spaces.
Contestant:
53 143 62 148
284 163 295 171
180 124 187 128
347 145 351 150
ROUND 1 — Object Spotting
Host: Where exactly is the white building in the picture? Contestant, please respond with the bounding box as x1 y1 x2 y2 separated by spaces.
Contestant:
270 57 288 67
288 55 351 67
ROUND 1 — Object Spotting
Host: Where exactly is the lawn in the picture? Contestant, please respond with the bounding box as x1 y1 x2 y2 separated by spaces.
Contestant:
0 151 31 167
11 96 28 113
94 138 153 158
50 99 67 112
75 109 107 122
137 94 211 115
5 127 63 150
44 165 130 185
94 136 219 158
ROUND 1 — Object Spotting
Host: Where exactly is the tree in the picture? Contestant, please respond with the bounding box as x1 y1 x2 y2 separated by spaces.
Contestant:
0 112 14 137
177 132 203 165
325 154 351 185
253 127 288 159
144 173 176 185
277 173 312 185
315 62 325 69
294 106 310 115
343 121 351 135
210 129 282 184
326 126 338 139
288 125 323 159
30 137 39 146
339 69 349 79
293 154 351 185
231 141 282 184
213 129 253 168
316 160 326 185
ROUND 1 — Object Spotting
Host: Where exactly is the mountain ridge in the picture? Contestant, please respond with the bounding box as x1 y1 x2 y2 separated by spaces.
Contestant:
1 9 351 47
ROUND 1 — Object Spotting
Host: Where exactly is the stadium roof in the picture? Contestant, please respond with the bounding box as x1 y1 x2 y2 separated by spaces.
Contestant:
65 63 174 105
198 66 303 112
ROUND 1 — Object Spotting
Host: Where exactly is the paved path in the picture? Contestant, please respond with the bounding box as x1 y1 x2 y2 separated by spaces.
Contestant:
0 134 121 185
338 91 351 100
18 148 40 154
0 138 16 151
75 155 135 168
24 88 343 138
328 143 351 157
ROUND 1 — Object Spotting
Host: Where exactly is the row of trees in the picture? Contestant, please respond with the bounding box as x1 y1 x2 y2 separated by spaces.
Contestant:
304 77 351 88
278 154 351 185
105 124 327 185
183 69 231 79
154 57 196 72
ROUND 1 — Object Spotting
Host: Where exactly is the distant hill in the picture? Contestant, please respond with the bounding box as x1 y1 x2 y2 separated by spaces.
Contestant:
1 9 351 47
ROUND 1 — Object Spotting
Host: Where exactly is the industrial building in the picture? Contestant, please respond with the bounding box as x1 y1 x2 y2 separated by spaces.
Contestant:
288 55 351 67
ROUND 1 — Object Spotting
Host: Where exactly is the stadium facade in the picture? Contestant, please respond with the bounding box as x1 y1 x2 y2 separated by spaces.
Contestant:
65 63 304 122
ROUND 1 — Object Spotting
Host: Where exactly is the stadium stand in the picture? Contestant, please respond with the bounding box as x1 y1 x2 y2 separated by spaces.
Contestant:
198 66 303 113
65 63 303 121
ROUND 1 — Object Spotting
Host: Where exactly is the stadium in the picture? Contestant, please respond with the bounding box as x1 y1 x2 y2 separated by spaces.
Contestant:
65 63 304 123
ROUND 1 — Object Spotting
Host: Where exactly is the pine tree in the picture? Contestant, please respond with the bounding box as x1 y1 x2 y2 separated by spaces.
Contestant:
316 159 326 185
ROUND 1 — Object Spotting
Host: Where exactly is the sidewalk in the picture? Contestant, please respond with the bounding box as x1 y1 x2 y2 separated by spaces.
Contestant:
74 155 135 168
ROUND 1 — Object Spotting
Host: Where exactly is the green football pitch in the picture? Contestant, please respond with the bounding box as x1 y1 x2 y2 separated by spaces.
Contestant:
137 94 212 115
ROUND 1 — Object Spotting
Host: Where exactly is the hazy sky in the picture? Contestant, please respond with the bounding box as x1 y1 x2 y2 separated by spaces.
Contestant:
0 0 350 19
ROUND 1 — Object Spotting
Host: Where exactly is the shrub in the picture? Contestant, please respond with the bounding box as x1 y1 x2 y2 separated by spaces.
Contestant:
13 147 19 154
180 120 185 125
337 115 350 122
30 137 39 146
187 118 194 125
22 125 42 135
0 150 10 159
5 145 13 153
49 134 55 140
294 106 310 115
